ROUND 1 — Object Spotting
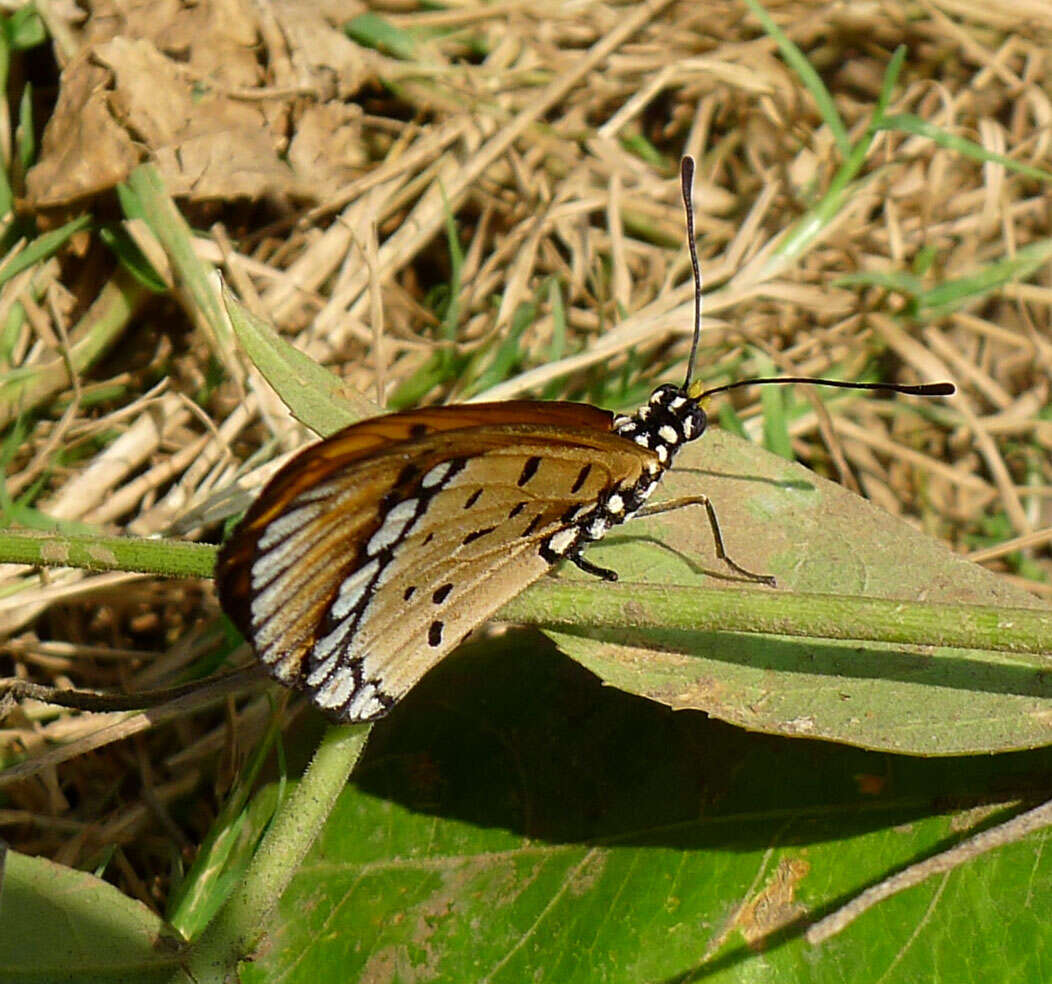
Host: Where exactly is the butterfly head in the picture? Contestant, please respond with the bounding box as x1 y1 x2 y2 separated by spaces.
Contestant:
613 383 707 467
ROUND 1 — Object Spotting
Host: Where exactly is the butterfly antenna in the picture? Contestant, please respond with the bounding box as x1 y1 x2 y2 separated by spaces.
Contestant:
681 155 703 390
677 159 956 405
692 376 956 401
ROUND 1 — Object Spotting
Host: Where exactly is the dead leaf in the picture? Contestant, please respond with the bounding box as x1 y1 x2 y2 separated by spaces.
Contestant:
24 53 141 207
25 0 371 208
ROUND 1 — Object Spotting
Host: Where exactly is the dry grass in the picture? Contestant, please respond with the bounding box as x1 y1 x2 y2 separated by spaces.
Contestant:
0 0 1049 910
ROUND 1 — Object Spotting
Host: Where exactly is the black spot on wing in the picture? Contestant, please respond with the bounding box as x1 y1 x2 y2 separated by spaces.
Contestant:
428 621 444 646
517 456 541 487
508 501 527 518
521 514 544 537
432 583 453 604
463 526 496 545
403 586 416 600
570 463 592 493
463 488 483 509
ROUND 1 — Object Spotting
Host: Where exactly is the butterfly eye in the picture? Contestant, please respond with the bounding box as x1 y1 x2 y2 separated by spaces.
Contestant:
649 383 683 404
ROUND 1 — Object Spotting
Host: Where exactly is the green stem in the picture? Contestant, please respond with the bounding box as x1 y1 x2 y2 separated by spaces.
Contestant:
172 724 370 983
123 165 239 381
501 582 1052 665
0 529 215 578
2 528 1049 661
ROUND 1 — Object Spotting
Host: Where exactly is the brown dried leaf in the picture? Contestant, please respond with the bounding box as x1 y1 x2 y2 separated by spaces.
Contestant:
23 54 141 207
25 0 368 207
287 103 368 199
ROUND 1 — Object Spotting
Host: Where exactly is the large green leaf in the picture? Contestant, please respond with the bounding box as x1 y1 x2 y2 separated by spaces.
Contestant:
0 851 182 983
530 427 1050 755
242 634 1052 983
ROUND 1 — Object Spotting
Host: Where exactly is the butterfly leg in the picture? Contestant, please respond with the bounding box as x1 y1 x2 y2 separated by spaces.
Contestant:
568 550 619 582
635 495 776 587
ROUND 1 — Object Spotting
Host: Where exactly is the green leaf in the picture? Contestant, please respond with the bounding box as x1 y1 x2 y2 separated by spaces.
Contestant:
760 383 793 458
880 114 1052 183
167 721 285 941
916 238 1052 318
508 428 1051 756
834 269 926 296
4 5 47 51
0 214 92 288
619 132 667 169
0 850 183 983
343 13 418 61
837 239 1052 319
240 634 1052 982
221 286 379 436
98 225 170 293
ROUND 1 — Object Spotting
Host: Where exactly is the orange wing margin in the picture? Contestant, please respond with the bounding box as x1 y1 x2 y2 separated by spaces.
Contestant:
244 401 615 520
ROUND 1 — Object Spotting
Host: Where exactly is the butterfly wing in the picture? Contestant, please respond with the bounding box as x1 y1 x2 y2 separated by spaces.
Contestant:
216 402 659 723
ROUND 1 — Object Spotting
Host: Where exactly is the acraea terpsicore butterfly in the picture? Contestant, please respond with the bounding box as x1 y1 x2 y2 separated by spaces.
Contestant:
216 157 954 724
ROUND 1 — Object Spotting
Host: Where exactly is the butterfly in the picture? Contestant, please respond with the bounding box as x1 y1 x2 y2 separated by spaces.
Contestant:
216 157 954 724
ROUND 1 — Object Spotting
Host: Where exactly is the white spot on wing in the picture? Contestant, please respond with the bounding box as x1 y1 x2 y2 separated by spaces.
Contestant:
314 668 357 710
422 461 453 488
347 683 383 720
252 527 316 590
332 558 380 618
367 498 418 555
586 517 608 539
352 695 385 720
258 503 324 551
312 617 356 664
306 650 341 686
294 480 348 504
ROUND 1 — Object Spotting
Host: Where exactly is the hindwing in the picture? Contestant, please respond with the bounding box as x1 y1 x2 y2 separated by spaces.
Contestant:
216 405 658 722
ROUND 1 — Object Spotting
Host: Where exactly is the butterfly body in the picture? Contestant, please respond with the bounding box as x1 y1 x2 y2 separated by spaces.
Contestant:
216 384 707 723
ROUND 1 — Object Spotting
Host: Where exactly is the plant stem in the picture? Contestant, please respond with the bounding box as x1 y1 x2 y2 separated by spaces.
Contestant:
500 582 1052 666
2 528 1049 662
0 529 215 578
172 724 370 983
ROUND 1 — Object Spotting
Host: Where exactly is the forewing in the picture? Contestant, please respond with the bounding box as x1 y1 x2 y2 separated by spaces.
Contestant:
216 418 655 723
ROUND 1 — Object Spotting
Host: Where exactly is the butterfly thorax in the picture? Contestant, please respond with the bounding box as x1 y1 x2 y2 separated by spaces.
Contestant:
537 384 707 569
612 383 708 466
